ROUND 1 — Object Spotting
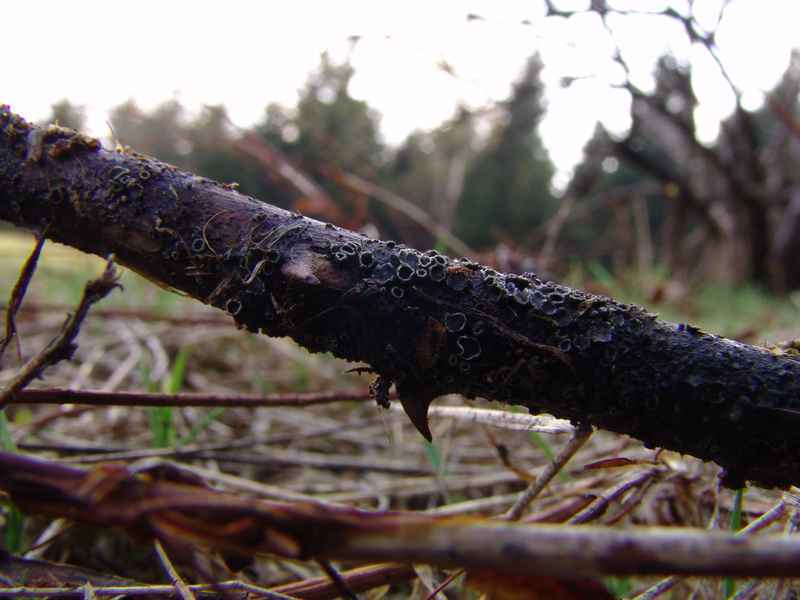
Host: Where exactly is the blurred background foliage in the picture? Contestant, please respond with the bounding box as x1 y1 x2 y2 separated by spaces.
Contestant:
36 10 800 304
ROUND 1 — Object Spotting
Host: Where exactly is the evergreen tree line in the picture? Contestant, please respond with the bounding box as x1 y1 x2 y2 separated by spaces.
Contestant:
44 50 800 291
44 53 558 258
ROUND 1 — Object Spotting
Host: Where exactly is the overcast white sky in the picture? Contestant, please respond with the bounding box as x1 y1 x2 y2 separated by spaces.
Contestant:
3 1 798 188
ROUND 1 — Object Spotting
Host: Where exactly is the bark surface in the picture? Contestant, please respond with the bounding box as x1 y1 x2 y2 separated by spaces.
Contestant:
2 106 799 488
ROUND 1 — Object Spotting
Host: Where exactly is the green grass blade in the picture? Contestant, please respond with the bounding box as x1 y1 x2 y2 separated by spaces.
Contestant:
425 440 444 476
4 505 24 553
149 347 190 448
164 347 190 394
149 406 175 448
0 411 16 452
604 576 632 598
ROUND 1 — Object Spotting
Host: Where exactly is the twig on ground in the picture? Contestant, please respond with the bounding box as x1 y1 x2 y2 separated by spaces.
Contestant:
730 579 761 600
122 458 324 503
269 563 416 599
316 559 358 600
570 468 661 524
3 449 800 580
484 426 536 482
18 416 388 461
523 494 598 523
154 539 196 600
0 258 120 407
502 427 592 520
740 499 788 535
415 404 574 434
634 497 788 599
6 387 381 407
0 232 47 365
13 406 105 445
23 518 73 559
172 447 460 476
423 569 463 600
329 471 535 506
603 474 657 525
0 581 295 599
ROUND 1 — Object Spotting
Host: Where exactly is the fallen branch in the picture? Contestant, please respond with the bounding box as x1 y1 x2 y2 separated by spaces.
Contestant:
1 451 800 579
2 106 800 487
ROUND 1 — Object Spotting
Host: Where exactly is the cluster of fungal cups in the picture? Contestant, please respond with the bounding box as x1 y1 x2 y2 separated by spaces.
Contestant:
198 211 650 393
326 235 646 384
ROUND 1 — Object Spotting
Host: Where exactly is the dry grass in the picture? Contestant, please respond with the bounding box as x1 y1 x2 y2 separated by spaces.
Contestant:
1 231 798 599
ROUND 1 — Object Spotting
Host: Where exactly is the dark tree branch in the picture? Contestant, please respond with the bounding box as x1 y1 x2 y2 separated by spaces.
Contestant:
3 451 800 580
2 107 800 488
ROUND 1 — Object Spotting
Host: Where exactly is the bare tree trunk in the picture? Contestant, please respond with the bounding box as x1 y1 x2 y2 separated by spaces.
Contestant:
771 187 800 290
2 106 800 488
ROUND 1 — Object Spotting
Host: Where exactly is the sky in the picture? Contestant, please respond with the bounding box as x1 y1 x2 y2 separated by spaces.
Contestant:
3 1 799 189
